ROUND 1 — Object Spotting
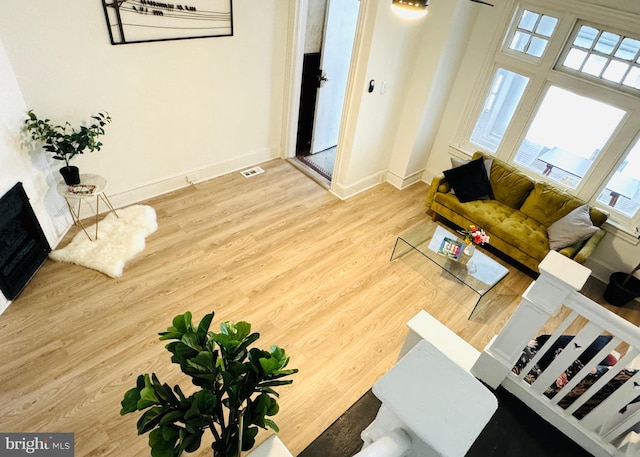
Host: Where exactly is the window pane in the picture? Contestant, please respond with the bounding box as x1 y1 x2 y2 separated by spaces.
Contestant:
583 54 608 76
518 10 539 32
514 86 626 189
597 139 640 218
623 67 640 89
563 48 588 70
574 26 598 49
510 31 529 52
614 37 640 61
528 36 548 58
536 16 558 37
594 32 620 55
602 60 629 83
471 69 529 153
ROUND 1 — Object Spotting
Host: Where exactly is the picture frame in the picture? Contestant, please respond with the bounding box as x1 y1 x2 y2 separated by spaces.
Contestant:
437 237 463 261
101 0 233 45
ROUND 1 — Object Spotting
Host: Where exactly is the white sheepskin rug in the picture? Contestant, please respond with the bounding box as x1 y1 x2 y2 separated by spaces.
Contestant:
49 205 158 278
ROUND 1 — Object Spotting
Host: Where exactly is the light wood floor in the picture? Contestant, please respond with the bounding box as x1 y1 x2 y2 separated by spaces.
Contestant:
1 159 636 456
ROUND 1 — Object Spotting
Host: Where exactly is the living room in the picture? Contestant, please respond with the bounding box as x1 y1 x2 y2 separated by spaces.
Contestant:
1 0 640 456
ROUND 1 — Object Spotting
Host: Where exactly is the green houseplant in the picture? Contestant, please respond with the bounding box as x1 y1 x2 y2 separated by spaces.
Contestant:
120 311 298 457
24 109 111 185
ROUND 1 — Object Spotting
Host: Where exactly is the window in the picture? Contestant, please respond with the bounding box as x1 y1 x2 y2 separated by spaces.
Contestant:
470 69 529 152
463 4 640 227
596 138 640 218
507 10 558 59
513 86 625 189
560 24 640 91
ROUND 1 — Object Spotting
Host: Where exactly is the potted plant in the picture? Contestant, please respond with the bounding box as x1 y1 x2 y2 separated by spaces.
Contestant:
120 311 298 457
603 228 640 307
24 109 111 185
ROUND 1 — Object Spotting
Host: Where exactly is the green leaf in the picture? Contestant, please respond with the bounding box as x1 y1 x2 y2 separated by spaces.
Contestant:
181 332 201 351
159 410 184 425
266 398 279 416
192 390 217 415
120 386 142 415
219 320 251 340
196 312 214 340
138 375 160 409
180 430 203 453
137 406 165 434
241 426 259 451
264 418 279 432
186 351 215 374
149 427 178 457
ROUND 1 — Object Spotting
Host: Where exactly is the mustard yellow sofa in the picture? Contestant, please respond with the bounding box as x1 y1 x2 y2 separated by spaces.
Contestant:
426 152 608 273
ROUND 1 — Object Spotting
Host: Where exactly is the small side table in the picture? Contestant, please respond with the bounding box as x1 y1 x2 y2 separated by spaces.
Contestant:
57 173 118 241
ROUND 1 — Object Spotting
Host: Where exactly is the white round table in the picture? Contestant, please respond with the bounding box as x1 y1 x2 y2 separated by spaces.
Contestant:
57 173 118 241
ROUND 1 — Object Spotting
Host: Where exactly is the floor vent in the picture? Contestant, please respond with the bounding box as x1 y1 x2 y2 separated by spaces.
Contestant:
240 167 265 178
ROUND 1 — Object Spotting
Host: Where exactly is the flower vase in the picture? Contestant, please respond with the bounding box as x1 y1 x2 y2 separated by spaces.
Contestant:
464 244 475 256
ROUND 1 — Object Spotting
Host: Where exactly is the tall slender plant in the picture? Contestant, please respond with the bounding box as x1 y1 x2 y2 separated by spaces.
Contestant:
120 311 298 457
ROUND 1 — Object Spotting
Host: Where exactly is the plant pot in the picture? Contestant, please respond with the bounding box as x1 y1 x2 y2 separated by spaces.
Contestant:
59 166 80 185
603 272 640 307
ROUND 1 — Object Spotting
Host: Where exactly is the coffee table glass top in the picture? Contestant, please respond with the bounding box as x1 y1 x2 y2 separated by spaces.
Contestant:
391 222 509 316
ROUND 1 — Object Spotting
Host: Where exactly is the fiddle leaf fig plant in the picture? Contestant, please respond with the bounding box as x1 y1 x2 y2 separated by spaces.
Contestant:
120 311 298 457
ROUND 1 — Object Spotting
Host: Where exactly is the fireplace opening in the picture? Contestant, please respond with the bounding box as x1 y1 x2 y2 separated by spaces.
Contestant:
0 183 51 301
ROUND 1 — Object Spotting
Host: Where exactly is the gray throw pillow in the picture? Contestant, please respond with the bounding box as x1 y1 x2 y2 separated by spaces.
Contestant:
547 204 599 250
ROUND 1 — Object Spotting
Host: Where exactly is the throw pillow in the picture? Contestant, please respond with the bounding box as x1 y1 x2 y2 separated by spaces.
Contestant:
451 157 493 181
547 204 598 250
443 158 494 203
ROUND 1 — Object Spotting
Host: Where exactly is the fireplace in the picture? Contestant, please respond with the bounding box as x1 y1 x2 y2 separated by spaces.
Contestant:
0 183 51 300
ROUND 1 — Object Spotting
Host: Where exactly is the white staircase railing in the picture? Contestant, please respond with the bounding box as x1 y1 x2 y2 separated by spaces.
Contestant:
471 251 640 457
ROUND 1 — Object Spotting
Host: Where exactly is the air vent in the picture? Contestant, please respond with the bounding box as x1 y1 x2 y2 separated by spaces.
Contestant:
240 167 265 178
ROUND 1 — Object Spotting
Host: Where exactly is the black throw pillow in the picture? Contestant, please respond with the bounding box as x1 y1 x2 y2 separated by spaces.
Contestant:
443 157 494 203
535 334 614 371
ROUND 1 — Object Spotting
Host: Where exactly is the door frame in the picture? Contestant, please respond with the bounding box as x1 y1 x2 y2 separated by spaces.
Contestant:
282 0 369 194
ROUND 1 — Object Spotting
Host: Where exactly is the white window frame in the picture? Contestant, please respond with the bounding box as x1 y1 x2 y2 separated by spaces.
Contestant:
456 1 640 233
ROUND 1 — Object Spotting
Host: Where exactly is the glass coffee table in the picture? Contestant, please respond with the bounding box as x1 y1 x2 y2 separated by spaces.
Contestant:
391 222 509 318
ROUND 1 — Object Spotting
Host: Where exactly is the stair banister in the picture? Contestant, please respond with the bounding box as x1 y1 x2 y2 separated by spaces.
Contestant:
471 251 591 388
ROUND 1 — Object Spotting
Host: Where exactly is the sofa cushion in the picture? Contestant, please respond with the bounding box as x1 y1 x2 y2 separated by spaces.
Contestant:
472 152 534 210
520 182 584 227
493 212 550 261
443 158 494 203
433 193 515 232
547 204 599 250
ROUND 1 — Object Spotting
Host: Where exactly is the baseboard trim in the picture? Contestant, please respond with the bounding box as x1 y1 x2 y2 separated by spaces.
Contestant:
331 171 386 200
95 148 278 213
385 169 426 190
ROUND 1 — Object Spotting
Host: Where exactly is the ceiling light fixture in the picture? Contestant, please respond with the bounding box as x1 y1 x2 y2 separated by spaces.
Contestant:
391 0 429 19
391 0 494 19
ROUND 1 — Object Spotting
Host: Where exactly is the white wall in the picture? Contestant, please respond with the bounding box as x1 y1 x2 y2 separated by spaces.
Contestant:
0 38 67 309
333 0 469 197
0 0 289 207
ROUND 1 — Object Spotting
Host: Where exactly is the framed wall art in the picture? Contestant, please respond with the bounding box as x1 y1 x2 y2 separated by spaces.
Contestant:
101 0 233 45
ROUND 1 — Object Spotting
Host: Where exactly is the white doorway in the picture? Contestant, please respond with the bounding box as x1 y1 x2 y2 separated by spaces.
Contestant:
294 0 360 182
